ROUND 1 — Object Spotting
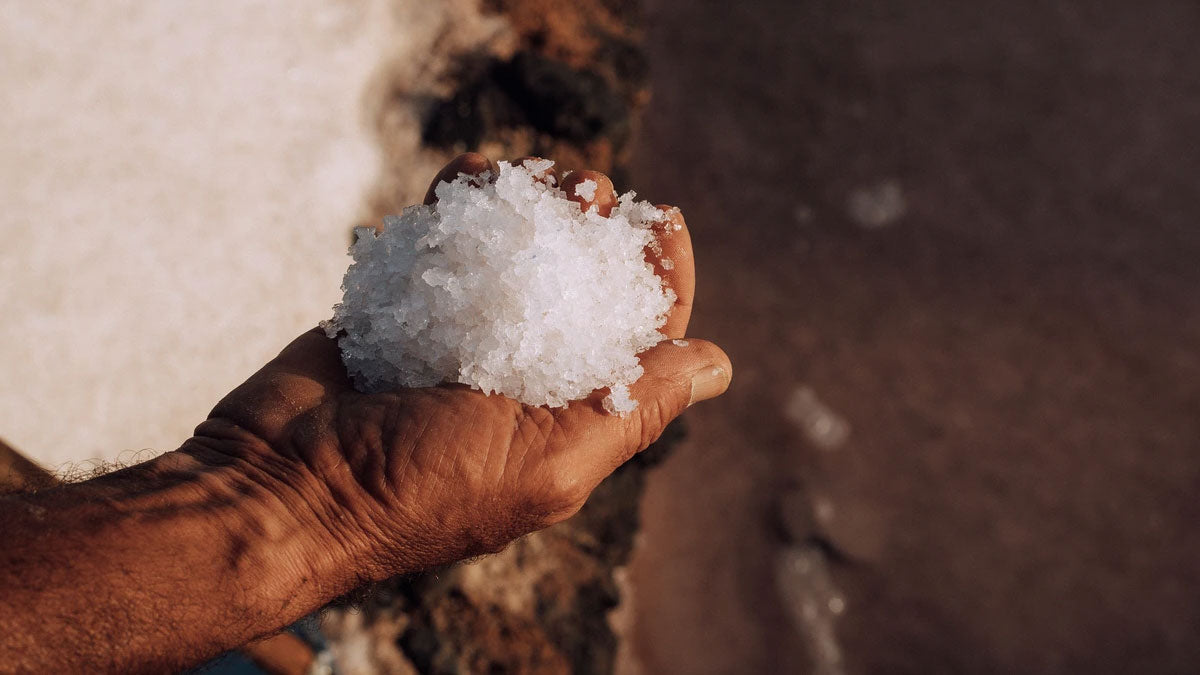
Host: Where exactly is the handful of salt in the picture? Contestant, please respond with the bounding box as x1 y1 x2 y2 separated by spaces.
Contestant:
323 160 675 414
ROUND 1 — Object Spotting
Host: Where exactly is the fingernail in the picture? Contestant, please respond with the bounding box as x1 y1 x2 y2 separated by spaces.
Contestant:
689 365 731 406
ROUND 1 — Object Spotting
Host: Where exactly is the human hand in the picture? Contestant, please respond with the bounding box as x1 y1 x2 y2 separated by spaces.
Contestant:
194 153 732 588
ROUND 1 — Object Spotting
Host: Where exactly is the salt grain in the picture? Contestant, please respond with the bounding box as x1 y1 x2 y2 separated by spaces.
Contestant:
522 158 555 176
324 160 675 414
574 178 598 201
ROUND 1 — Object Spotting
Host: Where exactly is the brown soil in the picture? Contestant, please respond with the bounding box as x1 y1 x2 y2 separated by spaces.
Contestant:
625 1 1200 673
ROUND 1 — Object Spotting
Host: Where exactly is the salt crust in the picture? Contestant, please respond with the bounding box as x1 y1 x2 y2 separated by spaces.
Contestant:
325 161 675 414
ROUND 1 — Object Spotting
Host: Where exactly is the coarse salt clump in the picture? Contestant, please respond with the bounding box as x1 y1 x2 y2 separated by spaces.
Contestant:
324 160 676 414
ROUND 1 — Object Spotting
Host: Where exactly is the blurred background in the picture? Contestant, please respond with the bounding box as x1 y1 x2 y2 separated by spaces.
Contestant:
3 1 1199 673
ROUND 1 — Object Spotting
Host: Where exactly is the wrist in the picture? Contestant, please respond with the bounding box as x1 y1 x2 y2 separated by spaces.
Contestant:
175 422 364 603
0 433 358 672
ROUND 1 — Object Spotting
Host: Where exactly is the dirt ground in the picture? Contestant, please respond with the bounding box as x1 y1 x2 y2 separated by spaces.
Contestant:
623 1 1200 673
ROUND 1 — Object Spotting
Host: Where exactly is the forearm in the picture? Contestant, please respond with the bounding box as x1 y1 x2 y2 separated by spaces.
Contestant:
0 437 352 673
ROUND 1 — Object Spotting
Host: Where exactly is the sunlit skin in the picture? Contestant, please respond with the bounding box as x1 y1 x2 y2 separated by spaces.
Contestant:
0 154 731 673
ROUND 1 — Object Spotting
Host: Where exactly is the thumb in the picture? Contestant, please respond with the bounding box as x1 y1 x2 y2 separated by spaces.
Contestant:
555 338 732 485
626 338 733 424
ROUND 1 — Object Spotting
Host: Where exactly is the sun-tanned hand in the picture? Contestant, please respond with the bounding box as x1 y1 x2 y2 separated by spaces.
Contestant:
0 154 731 673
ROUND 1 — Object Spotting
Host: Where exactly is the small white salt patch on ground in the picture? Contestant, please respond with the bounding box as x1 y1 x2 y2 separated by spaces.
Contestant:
660 258 675 270
846 179 906 229
813 497 835 525
785 386 850 450
672 339 689 347
793 203 815 224
574 178 598 201
777 546 847 675
326 160 675 411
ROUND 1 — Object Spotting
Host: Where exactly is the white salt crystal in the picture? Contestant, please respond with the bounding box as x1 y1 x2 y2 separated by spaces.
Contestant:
522 158 555 178
325 160 676 412
672 339 689 347
574 178 598 201
602 383 637 416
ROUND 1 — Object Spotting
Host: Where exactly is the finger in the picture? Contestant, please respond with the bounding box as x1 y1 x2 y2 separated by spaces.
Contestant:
559 170 618 217
423 152 497 205
553 338 732 486
647 205 695 339
512 156 561 187
622 336 731 435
